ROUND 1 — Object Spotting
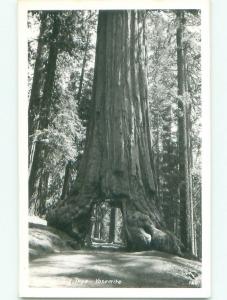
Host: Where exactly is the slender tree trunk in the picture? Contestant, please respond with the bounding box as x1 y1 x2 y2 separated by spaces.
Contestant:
28 12 48 149
60 35 90 201
100 205 107 240
109 207 116 243
60 161 72 200
77 34 89 101
48 11 181 254
162 105 174 232
185 52 196 255
155 113 161 204
187 63 199 257
176 11 194 255
29 14 61 207
177 10 188 251
186 98 196 255
94 205 100 239
37 170 49 216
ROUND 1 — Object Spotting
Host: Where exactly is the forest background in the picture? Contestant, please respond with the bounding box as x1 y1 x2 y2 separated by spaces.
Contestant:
26 9 202 257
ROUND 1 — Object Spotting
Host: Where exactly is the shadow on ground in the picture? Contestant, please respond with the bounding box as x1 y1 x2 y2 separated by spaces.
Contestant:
29 250 201 288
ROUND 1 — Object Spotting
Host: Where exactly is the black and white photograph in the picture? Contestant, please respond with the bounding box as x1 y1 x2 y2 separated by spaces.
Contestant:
18 0 210 298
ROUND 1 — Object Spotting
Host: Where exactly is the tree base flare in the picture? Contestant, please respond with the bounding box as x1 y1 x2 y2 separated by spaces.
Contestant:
47 198 182 256
122 206 182 255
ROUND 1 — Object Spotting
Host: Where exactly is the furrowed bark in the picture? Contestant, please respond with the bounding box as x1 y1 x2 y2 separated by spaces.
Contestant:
48 10 181 254
29 14 61 207
28 12 48 146
176 11 195 255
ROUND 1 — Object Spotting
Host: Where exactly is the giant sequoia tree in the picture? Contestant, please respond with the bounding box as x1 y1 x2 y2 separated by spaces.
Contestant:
48 10 181 254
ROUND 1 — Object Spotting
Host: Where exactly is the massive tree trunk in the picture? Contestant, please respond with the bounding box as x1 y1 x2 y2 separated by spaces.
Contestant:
48 10 181 254
29 14 61 206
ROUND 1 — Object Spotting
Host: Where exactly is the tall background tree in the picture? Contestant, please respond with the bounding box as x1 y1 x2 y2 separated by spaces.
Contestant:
28 10 97 215
146 10 201 257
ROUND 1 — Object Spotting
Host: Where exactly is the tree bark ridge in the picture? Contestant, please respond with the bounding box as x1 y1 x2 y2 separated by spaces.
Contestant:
48 11 181 254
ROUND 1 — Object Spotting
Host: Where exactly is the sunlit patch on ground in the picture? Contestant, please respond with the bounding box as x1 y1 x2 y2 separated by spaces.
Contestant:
29 250 201 288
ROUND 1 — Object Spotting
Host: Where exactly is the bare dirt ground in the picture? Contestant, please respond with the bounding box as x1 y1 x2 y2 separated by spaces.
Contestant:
28 217 201 288
29 249 201 288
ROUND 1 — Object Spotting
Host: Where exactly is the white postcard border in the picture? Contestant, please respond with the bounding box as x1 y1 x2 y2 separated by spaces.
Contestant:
18 0 211 298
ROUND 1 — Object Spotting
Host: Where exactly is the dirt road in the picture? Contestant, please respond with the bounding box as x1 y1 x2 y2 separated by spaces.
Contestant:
29 250 201 288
